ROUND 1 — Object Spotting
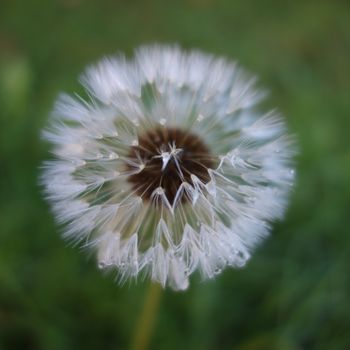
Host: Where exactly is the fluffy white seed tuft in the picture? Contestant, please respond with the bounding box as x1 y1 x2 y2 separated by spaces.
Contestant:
41 45 296 290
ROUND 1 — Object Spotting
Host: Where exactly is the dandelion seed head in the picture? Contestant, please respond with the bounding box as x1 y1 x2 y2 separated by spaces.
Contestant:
41 45 296 290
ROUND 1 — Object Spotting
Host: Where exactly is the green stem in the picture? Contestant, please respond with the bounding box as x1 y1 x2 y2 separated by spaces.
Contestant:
131 282 163 350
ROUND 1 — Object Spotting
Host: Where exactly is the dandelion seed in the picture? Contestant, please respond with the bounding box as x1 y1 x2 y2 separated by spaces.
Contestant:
41 45 296 290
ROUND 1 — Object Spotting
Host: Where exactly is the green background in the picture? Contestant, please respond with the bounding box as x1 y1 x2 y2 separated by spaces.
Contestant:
0 0 349 349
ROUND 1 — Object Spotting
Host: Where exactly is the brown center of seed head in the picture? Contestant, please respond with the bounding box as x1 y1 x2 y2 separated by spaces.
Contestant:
126 127 214 206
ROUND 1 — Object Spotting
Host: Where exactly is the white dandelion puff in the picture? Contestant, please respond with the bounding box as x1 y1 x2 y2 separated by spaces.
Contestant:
41 45 296 291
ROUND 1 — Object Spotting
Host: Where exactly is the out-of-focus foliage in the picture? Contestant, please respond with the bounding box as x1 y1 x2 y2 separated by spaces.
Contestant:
0 1 349 349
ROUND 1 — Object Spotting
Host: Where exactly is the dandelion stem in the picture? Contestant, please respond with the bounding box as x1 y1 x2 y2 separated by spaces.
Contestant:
131 282 163 350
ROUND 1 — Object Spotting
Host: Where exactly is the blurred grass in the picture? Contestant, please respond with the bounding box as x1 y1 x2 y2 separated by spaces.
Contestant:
0 0 349 349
